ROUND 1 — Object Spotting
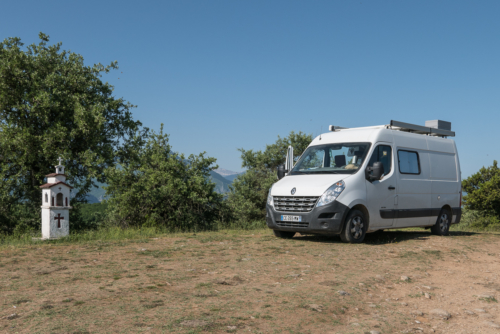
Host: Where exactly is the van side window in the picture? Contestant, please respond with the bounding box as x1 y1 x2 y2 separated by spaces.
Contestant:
368 145 392 175
398 150 420 174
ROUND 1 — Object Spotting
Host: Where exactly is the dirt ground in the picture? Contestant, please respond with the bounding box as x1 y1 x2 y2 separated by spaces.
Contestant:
1 229 500 334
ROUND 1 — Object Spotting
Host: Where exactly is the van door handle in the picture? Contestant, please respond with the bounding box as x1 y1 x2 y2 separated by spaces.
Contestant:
388 186 396 190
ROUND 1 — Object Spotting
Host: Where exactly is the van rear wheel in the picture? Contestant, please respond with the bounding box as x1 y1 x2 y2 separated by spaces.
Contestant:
431 208 451 236
340 210 367 243
273 230 295 239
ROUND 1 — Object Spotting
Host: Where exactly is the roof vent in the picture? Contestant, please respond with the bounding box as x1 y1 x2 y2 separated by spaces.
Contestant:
425 120 451 131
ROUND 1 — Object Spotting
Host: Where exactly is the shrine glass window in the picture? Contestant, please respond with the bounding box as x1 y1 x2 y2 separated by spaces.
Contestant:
56 193 63 206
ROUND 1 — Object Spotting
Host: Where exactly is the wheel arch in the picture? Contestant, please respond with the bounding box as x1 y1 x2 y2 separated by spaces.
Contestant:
343 204 370 231
441 204 452 213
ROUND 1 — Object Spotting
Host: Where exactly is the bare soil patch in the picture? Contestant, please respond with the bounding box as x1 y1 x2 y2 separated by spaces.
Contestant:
1 230 500 333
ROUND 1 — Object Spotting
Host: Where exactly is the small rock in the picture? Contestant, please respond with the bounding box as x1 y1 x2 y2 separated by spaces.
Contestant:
350 322 360 326
474 308 487 313
464 310 475 315
370 331 381 334
411 310 424 316
424 293 431 299
227 326 237 330
484 321 500 329
401 302 408 306
415 320 421 324
422 285 434 290
337 290 350 296
359 283 365 286
305 304 323 312
369 304 377 308
375 275 385 282
429 309 451 320
4 313 18 320
401 276 410 282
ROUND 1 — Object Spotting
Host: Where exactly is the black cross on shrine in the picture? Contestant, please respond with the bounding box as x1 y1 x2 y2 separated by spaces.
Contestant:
54 213 64 228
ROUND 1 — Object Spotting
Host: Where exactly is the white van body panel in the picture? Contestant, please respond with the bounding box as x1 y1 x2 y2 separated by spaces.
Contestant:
267 124 461 236
272 174 350 197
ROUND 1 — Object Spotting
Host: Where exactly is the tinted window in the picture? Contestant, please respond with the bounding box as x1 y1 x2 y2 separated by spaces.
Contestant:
368 145 392 176
398 150 420 174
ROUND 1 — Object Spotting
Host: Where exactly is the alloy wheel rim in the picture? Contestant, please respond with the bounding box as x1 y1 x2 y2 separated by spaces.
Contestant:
350 216 364 239
439 213 449 232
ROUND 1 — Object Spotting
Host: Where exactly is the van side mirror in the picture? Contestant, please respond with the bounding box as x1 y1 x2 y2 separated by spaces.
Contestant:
366 162 384 181
277 165 287 180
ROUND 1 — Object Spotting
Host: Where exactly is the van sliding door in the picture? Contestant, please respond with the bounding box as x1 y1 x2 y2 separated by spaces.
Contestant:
394 149 432 227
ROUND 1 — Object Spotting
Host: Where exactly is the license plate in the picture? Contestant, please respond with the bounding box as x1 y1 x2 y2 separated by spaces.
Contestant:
281 215 302 222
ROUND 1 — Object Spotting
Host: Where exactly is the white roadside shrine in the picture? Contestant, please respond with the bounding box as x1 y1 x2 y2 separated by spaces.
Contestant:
40 158 72 239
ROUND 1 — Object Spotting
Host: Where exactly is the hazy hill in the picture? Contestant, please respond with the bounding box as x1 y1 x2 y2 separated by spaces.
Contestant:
208 170 232 193
213 168 238 177
213 168 245 183
223 172 246 183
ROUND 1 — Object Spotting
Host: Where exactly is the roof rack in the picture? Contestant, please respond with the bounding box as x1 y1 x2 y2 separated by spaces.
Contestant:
389 120 455 137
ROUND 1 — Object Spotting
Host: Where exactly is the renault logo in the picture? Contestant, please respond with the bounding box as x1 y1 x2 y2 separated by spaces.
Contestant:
291 187 296 195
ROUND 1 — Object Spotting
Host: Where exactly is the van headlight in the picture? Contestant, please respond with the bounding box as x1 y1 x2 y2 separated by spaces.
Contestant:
267 185 274 207
316 181 345 207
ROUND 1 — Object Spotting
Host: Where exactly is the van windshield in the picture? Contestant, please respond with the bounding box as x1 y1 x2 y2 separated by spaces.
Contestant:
290 142 371 175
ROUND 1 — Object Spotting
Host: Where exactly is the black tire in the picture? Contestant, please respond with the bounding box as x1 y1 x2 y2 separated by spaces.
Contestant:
431 208 451 236
340 209 367 243
273 230 295 239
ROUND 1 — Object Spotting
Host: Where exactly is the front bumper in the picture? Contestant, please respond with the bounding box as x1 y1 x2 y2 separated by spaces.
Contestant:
266 200 350 235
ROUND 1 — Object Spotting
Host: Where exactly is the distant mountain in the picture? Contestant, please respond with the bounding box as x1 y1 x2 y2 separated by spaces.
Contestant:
223 172 246 183
208 170 232 193
214 168 239 177
85 193 100 204
86 180 107 203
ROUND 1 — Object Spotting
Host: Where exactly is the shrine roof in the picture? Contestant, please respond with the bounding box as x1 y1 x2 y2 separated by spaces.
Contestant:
39 181 73 189
45 173 68 177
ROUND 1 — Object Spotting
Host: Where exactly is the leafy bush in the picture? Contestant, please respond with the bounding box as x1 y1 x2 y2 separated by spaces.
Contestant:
104 126 228 231
227 131 312 226
462 160 500 220
455 208 500 231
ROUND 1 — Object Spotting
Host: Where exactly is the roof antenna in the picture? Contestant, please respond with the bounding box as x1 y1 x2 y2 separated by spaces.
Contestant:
319 126 322 140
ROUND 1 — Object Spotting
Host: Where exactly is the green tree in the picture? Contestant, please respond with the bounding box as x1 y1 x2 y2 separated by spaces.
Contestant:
227 131 312 226
462 160 500 219
0 33 140 233
104 126 227 231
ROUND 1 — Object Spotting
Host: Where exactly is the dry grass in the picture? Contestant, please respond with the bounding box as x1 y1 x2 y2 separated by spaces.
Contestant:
1 229 500 333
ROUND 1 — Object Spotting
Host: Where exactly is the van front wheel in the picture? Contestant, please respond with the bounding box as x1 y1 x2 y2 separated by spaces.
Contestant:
340 210 367 243
431 208 451 236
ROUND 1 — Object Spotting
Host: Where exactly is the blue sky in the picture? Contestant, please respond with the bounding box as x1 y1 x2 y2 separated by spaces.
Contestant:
1 0 499 177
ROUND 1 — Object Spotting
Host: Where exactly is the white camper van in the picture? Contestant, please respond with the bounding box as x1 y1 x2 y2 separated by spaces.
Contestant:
266 120 462 243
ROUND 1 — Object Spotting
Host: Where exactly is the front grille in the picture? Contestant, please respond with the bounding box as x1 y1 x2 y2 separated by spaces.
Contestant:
274 196 319 213
276 221 309 228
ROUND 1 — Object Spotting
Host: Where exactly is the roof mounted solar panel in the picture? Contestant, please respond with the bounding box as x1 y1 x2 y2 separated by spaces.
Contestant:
390 120 455 137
